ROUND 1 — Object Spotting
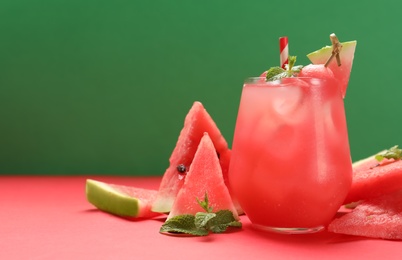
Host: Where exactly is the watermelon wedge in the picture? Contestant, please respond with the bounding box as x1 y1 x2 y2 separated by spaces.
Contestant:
151 101 237 214
167 133 239 220
328 190 402 240
86 179 160 218
307 40 357 98
343 153 402 204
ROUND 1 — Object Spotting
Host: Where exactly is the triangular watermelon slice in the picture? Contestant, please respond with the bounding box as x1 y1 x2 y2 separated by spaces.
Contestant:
307 40 357 98
344 153 402 204
152 102 238 214
328 190 402 240
167 133 239 220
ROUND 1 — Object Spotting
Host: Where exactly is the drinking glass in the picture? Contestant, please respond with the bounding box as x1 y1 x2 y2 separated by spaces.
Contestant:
228 77 353 234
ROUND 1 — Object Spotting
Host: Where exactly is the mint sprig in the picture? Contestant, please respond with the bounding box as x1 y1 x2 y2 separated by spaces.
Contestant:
375 145 402 162
266 56 303 81
196 192 213 213
160 192 242 236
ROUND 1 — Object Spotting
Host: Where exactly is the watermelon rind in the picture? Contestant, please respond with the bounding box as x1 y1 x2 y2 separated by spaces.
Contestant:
351 150 386 168
86 179 158 218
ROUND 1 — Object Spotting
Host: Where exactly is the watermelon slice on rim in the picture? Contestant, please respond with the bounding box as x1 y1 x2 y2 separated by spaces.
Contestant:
167 133 239 220
152 102 238 214
328 190 402 240
307 40 357 98
343 153 402 204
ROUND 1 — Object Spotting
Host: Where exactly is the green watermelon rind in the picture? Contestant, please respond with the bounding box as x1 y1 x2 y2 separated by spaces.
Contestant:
86 179 158 218
307 41 357 60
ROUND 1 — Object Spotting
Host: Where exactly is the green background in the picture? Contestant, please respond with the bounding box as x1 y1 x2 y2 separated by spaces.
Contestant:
1 0 401 175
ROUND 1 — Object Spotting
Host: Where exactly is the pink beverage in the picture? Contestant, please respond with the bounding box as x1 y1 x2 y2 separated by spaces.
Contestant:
229 77 353 233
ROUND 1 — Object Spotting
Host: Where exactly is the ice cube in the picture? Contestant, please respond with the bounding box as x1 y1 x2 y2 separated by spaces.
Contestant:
270 83 305 125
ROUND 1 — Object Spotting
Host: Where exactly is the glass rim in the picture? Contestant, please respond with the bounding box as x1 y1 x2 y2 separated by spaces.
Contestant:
244 76 336 84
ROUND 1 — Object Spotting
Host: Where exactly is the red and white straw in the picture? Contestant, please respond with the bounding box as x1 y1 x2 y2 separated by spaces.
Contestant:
279 37 288 69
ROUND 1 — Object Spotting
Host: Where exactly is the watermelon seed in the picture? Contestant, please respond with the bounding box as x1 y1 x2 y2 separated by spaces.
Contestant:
217 152 220 159
177 164 187 174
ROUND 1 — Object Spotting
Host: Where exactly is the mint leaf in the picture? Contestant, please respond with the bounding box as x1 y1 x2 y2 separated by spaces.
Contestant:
207 210 242 233
266 56 303 81
287 56 297 71
289 65 303 74
160 215 209 236
374 154 384 162
375 145 402 162
195 212 216 229
265 67 285 81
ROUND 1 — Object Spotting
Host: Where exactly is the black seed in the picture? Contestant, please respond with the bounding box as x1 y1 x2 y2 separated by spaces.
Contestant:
370 163 380 169
217 152 220 159
177 164 186 174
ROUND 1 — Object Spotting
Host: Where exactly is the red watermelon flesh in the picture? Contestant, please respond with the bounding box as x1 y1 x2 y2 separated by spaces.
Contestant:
167 133 238 220
152 101 234 213
328 190 402 240
298 64 335 79
343 154 402 204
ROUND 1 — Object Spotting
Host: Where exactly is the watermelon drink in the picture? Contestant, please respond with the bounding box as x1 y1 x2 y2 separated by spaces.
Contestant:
229 76 353 233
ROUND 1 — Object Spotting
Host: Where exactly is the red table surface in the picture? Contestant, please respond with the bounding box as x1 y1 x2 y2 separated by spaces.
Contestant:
1 175 401 260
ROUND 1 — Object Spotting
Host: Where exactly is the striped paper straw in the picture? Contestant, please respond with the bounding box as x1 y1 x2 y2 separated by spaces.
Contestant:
279 37 289 69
